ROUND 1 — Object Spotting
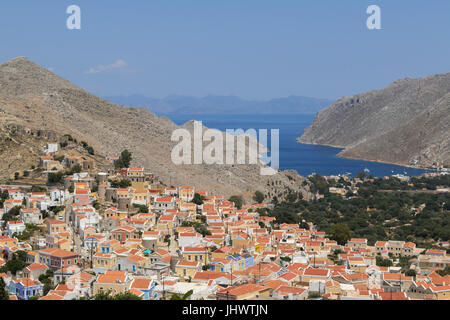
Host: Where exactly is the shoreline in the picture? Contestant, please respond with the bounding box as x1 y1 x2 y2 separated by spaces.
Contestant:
296 140 440 174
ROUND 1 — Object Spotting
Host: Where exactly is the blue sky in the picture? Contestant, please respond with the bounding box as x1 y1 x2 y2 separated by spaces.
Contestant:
0 0 449 100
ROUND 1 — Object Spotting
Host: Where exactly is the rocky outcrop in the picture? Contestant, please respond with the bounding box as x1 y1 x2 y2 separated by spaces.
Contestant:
298 72 450 168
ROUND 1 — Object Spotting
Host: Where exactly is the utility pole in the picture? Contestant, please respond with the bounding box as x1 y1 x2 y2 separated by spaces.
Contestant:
89 237 95 269
162 274 166 300
258 261 261 284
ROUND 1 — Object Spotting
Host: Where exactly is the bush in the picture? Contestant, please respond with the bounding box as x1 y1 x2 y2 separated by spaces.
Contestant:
48 172 64 184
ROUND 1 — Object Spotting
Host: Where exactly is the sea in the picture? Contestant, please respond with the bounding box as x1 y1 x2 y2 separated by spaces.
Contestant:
164 113 432 178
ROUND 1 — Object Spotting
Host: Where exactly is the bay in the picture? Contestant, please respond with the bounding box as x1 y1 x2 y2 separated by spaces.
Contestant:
163 113 431 178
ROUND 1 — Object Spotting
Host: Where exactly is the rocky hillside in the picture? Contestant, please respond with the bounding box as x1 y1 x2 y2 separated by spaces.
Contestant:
298 73 450 168
0 57 311 201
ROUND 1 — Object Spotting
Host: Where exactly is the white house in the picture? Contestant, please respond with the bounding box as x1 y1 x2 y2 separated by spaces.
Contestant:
178 232 203 249
7 189 25 201
20 208 43 225
6 220 26 237
49 188 69 205
44 143 59 155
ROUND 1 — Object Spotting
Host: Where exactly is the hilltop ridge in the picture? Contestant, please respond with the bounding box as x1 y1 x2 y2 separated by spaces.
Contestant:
0 57 310 201
298 72 450 168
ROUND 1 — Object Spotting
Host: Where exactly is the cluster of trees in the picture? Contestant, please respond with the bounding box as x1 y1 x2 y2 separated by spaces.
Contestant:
48 171 65 184
2 206 21 223
0 251 29 276
437 266 450 277
0 190 9 208
0 278 9 300
109 179 132 188
81 141 94 155
15 223 43 241
39 270 56 295
93 290 142 300
133 204 149 213
267 174 450 246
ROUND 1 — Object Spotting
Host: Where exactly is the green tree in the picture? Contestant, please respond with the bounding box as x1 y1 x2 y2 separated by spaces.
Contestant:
115 150 133 169
405 269 417 277
253 191 265 204
68 164 82 175
93 290 115 300
0 251 28 275
133 204 149 213
113 292 142 300
0 278 9 300
328 223 352 245
228 195 244 210
192 193 205 205
376 256 393 267
170 289 193 300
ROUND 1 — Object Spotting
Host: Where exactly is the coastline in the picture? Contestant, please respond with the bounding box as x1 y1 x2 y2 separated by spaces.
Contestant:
296 140 437 173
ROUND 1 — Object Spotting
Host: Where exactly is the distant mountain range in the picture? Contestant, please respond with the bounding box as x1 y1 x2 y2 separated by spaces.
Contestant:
298 72 450 168
104 94 334 115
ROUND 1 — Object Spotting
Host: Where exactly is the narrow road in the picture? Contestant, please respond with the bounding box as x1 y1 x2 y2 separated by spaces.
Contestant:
65 195 82 254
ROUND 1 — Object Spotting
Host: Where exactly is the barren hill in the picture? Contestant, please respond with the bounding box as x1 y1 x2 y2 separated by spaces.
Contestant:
0 57 310 201
298 72 450 168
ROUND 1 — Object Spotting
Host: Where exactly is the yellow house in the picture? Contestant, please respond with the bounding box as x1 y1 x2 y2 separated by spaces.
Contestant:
93 270 131 295
127 167 145 180
418 253 450 272
175 260 200 280
347 256 367 273
300 268 331 285
347 238 368 250
131 189 149 205
182 246 209 266
93 253 117 273
304 241 322 253
46 220 68 235
431 286 450 300
116 188 130 199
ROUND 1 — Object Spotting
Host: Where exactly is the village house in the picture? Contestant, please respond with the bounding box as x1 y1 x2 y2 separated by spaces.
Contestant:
93 270 132 295
38 248 79 271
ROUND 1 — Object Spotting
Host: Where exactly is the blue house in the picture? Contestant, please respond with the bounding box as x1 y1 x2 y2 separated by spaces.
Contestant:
130 278 157 300
241 253 254 270
9 278 43 300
